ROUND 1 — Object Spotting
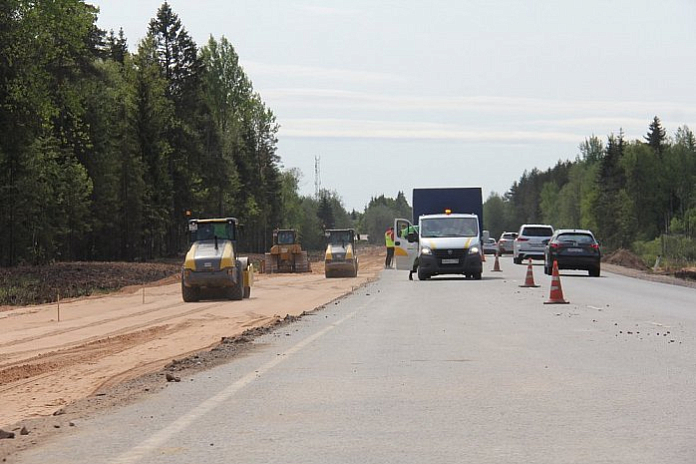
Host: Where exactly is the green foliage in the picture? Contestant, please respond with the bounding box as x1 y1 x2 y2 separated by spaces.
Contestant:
0 1 287 265
482 193 515 238
362 205 396 245
633 235 696 268
359 192 412 245
490 120 696 266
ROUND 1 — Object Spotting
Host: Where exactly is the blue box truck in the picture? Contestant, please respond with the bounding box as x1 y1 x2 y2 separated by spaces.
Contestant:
393 187 484 280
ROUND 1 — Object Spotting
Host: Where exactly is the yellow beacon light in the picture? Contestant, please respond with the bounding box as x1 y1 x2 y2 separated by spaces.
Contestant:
445 208 452 215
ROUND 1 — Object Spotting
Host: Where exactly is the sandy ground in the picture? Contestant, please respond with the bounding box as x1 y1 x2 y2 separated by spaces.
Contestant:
0 247 384 431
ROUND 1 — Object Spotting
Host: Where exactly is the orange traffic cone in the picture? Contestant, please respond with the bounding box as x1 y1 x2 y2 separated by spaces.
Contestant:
491 252 502 272
544 260 569 304
519 258 539 287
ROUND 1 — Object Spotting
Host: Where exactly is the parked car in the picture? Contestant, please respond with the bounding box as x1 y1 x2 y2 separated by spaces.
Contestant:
497 231 518 255
544 229 601 277
513 224 554 264
483 237 498 254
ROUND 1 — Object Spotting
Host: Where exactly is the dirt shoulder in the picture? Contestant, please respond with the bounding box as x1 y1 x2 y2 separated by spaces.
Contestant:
0 246 384 460
602 263 696 289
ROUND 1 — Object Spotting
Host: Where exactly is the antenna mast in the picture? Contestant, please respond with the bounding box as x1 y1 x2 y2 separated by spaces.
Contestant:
314 155 321 197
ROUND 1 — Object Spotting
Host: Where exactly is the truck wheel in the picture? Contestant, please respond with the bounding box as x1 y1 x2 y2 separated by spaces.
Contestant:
181 281 200 302
243 285 251 298
417 267 429 281
513 256 522 265
226 263 244 300
227 281 243 300
473 272 482 280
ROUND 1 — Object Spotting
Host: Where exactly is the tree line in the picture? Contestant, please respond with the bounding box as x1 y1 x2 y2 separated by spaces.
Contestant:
1 1 286 265
484 117 696 263
7 3 691 267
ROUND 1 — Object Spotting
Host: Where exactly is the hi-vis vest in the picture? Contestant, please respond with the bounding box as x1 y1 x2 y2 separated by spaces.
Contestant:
385 230 395 248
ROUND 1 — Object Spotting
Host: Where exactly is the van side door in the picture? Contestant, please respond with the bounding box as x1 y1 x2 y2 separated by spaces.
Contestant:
393 218 418 271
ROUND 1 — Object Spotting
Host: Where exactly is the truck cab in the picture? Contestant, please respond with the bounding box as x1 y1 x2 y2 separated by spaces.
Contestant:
395 211 483 280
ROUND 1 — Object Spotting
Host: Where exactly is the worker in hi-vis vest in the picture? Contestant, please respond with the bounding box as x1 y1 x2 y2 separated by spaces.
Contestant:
385 226 395 268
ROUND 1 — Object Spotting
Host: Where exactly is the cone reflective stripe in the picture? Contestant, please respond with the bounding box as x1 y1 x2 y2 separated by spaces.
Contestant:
544 260 569 304
519 258 539 287
491 252 502 272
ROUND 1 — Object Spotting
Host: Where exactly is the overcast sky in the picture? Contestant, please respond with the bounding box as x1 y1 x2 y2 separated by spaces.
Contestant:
88 0 696 211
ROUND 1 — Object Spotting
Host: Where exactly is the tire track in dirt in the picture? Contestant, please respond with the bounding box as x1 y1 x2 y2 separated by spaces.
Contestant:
1 301 227 360
0 326 169 391
0 300 213 349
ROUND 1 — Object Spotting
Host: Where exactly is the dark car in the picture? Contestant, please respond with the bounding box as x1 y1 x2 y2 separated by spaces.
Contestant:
543 229 601 277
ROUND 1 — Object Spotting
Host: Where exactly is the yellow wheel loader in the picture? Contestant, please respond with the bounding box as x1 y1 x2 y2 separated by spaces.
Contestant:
264 229 311 273
181 217 253 302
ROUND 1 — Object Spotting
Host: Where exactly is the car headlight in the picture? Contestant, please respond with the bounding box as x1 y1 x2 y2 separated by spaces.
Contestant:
469 246 480 255
421 247 432 255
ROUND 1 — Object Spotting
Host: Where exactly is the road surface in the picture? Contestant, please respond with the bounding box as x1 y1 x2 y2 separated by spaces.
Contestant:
7 257 696 463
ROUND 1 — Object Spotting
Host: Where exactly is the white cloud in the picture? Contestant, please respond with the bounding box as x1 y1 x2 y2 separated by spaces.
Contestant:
242 62 406 85
264 88 696 118
279 118 582 143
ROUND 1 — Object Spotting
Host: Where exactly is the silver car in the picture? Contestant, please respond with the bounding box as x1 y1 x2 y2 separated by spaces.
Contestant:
513 224 554 264
497 231 518 255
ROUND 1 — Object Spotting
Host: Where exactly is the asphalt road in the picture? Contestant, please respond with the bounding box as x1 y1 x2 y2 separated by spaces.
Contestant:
12 258 696 464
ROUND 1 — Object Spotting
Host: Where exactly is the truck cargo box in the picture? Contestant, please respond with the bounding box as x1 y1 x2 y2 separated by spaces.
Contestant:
412 187 483 234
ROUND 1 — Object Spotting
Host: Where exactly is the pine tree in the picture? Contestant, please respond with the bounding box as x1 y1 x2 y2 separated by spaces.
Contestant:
147 2 206 254
106 29 128 64
317 194 335 230
594 131 627 247
644 116 667 157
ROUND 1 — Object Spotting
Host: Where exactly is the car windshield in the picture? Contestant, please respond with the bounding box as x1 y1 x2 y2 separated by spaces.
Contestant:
502 233 516 239
522 227 553 237
556 233 594 244
420 217 478 238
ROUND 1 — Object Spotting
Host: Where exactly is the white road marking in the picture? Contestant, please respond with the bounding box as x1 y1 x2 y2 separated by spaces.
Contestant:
109 310 358 464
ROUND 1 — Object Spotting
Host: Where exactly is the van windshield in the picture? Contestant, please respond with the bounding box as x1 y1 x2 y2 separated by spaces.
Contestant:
420 217 478 238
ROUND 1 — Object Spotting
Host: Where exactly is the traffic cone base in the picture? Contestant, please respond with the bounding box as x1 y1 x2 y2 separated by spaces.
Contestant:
544 260 569 304
519 258 539 287
491 252 502 272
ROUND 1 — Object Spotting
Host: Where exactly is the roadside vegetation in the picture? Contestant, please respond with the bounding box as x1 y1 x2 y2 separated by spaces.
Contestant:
0 262 180 306
484 118 696 271
0 1 361 265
